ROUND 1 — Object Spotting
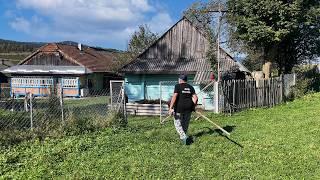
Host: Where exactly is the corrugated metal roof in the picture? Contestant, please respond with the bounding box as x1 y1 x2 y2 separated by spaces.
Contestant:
2 65 90 74
194 71 212 82
121 56 248 74
121 58 212 73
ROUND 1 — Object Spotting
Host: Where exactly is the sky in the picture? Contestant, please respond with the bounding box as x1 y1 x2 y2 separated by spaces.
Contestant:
0 0 199 50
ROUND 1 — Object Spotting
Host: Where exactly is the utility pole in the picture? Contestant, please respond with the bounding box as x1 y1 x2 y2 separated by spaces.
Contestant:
197 1 226 82
217 1 222 82
195 1 227 113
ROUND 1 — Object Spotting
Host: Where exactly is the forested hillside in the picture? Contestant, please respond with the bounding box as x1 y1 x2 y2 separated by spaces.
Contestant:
0 39 123 64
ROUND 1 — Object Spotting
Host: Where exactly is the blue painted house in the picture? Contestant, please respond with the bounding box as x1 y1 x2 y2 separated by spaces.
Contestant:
121 17 249 104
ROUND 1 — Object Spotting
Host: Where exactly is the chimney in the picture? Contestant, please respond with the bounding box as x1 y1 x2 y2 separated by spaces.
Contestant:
78 43 82 51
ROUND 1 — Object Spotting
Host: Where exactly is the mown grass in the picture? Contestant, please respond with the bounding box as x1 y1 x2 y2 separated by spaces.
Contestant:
1 93 320 178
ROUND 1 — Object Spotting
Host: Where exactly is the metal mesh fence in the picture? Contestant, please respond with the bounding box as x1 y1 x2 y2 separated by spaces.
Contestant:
0 81 126 144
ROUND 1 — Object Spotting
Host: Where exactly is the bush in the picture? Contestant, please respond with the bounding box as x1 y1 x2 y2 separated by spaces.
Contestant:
62 108 127 136
0 103 127 146
105 110 127 128
293 66 320 98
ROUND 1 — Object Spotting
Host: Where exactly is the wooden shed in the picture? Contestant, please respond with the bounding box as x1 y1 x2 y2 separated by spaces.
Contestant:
121 17 249 102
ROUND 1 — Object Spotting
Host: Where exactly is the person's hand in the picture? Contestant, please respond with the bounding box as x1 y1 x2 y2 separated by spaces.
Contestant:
169 108 174 115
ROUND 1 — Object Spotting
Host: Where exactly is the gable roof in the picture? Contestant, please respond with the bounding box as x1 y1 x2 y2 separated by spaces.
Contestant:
18 43 117 73
121 17 249 75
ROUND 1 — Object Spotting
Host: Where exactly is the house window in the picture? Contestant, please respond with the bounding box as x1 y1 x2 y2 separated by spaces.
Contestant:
62 77 79 88
11 77 53 87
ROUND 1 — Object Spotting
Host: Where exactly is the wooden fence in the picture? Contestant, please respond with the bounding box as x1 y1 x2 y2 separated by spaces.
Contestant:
219 77 283 113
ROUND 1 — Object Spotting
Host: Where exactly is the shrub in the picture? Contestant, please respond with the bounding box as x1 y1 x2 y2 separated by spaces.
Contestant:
293 66 320 98
0 94 128 146
62 107 127 136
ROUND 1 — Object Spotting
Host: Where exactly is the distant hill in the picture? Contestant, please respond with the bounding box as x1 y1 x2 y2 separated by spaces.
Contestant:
0 38 123 64
0 39 46 53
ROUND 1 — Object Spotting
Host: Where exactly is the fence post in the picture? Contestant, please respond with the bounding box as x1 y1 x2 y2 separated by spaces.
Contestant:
110 81 113 110
24 93 29 112
214 81 219 113
29 93 33 129
159 81 162 123
60 86 64 123
121 81 127 123
280 74 283 103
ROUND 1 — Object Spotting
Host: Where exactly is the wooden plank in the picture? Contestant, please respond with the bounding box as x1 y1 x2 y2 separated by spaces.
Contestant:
126 103 165 107
196 111 230 136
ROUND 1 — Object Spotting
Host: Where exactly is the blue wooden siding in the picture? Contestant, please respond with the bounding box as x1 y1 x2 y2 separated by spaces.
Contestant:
125 74 215 110
125 74 196 101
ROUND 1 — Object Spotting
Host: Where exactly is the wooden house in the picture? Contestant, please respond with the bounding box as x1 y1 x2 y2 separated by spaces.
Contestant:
121 17 250 103
2 43 121 97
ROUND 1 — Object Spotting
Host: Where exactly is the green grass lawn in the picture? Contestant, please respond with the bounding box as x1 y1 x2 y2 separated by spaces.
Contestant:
1 93 320 179
63 96 110 107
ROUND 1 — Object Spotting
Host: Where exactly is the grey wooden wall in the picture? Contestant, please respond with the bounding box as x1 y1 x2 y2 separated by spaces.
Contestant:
23 52 78 66
139 18 237 72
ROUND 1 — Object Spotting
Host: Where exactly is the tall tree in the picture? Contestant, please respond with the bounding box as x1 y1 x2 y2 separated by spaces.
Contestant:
227 0 320 75
128 25 158 57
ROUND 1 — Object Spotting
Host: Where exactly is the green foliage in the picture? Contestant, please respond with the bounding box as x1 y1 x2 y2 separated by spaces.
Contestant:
183 2 218 73
183 1 215 32
2 94 320 178
111 52 133 71
128 25 158 57
292 65 320 97
0 96 126 146
0 109 30 131
227 0 320 73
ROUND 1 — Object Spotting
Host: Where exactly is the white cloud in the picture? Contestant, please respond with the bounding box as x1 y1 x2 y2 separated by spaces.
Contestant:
16 0 149 24
9 17 31 33
9 0 174 49
149 12 174 35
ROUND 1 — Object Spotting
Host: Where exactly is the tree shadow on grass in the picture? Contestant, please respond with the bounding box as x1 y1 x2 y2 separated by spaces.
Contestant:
193 126 244 148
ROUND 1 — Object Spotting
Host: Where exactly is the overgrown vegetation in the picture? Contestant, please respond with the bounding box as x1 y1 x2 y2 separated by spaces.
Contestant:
0 96 126 146
1 93 320 178
183 2 219 74
227 0 320 74
128 25 158 57
293 65 320 98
